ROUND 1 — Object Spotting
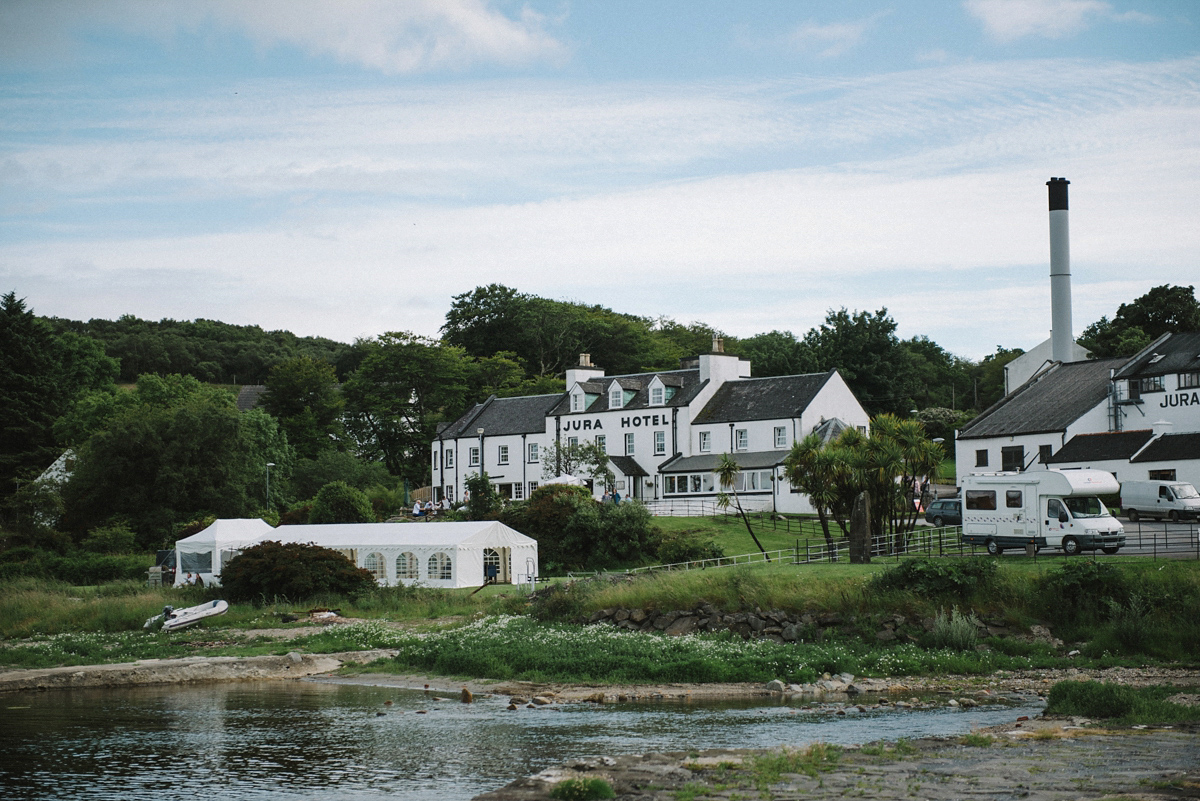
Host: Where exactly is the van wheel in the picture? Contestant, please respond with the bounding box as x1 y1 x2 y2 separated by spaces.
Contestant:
1102 546 1120 555
1126 509 1139 522
932 516 944 527
985 539 1001 556
1169 510 1180 523
1062 536 1080 556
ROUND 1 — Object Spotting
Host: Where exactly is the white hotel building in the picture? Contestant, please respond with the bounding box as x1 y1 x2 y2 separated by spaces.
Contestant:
431 345 870 514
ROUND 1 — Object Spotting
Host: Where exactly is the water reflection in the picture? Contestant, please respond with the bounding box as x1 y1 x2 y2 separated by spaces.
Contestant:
0 681 1042 801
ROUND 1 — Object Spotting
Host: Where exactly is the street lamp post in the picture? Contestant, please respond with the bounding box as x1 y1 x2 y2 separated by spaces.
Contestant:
265 462 275 508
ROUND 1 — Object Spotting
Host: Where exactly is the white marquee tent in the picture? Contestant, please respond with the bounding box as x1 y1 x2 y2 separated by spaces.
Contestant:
173 518 277 587
175 519 538 589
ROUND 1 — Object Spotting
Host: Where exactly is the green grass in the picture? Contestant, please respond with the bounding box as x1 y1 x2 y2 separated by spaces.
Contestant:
1045 681 1200 725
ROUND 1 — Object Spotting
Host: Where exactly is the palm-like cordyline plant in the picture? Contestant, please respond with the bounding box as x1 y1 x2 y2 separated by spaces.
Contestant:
714 452 770 559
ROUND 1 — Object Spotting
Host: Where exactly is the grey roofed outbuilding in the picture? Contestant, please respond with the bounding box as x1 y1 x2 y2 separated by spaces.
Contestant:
440 393 561 439
1113 332 1200 380
549 368 705 416
1043 429 1155 464
1131 431 1200 462
691 372 834 424
236 384 267 412
956 357 1128 440
658 450 790 473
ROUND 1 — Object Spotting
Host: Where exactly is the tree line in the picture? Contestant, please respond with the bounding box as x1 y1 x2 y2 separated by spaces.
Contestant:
3 284 1197 552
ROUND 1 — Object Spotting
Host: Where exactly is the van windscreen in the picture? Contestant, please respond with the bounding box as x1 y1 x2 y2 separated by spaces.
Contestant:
1172 484 1199 499
1064 496 1107 518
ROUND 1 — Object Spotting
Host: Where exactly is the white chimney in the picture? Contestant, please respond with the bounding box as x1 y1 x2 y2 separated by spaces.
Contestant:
1048 177 1073 363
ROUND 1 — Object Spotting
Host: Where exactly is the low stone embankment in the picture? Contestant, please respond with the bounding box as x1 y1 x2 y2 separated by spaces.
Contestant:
0 649 397 693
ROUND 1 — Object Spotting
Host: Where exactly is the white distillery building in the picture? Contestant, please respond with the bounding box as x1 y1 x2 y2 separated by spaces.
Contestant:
432 344 870 515
956 332 1200 489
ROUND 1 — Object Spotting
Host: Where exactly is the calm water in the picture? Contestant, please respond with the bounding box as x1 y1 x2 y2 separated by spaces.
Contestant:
0 680 1043 800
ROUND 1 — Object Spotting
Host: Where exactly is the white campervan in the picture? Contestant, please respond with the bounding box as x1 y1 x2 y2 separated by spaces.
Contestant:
960 470 1125 556
1120 480 1200 522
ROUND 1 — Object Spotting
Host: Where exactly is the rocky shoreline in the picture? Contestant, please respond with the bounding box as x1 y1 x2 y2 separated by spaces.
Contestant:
472 728 1200 800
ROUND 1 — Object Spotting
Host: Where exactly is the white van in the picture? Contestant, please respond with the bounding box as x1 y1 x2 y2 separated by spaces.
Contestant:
960 470 1125 556
1120 480 1200 522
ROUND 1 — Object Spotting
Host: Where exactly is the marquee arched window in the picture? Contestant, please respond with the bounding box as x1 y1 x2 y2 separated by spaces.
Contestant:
483 548 501 581
396 552 419 580
363 552 386 582
428 552 452 581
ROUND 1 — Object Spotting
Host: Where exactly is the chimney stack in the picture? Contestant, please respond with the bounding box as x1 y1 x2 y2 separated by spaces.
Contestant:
1047 177 1073 363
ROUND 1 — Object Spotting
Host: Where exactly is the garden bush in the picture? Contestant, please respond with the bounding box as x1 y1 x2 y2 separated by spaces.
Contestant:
655 529 724 565
1037 560 1127 623
869 557 997 600
220 540 377 603
926 606 979 651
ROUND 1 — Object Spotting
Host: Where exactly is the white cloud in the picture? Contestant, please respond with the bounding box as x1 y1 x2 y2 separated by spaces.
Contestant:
784 14 884 58
0 0 568 73
964 0 1152 42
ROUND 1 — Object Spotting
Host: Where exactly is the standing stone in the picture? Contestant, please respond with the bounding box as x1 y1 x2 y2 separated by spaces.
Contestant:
850 490 871 564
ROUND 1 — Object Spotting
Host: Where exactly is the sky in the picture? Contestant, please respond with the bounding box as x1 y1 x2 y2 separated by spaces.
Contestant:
2 0 1198 361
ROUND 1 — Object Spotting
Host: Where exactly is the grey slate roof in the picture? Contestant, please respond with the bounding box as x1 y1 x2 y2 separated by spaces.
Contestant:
1044 430 1155 464
549 368 705 416
440 394 560 439
957 357 1127 440
1114 332 1200 379
1131 432 1200 463
658 450 790 473
692 372 834 424
608 455 649 477
236 385 267 412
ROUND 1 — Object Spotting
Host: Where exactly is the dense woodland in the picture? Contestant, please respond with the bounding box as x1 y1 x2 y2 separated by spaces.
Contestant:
3 284 1198 552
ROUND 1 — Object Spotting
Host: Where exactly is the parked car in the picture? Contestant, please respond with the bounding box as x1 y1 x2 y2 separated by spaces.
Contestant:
924 498 962 527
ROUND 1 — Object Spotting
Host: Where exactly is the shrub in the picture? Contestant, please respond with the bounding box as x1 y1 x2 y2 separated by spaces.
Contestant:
655 529 724 565
927 606 979 651
464 472 502 520
1037 560 1128 623
310 481 375 524
219 540 377 603
869 557 997 600
81 522 137 554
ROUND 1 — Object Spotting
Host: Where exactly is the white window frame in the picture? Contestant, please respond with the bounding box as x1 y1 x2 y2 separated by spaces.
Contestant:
497 445 509 464
650 386 664 406
428 552 452 581
512 482 523 500
595 434 606 452
774 426 786 448
528 481 539 494
396 552 419 580
469 446 480 466
698 431 711 453
625 432 635 455
609 384 623 409
735 429 748 451
654 430 665 455
567 436 578 448
527 442 539 463
571 392 583 412
444 449 454 468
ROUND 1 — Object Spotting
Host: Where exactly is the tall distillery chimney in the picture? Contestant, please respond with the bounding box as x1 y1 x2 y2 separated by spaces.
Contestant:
1047 177 1073 363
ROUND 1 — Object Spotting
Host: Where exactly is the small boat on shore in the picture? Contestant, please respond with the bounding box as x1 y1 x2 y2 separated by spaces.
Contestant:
144 600 229 632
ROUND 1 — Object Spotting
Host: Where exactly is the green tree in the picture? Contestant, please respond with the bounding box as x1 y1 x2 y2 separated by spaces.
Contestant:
802 308 921 416
1077 284 1200 358
733 330 814 377
972 346 1023 409
60 377 286 547
1 293 118 500
713 453 770 558
289 450 393 501
309 481 375 524
464 471 502 520
261 356 344 459
342 332 469 486
540 440 613 489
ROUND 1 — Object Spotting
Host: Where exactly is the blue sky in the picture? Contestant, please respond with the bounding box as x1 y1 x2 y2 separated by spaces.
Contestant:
2 0 1198 360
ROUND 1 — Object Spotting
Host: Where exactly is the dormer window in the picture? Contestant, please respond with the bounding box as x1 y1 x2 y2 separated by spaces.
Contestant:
649 384 664 406
571 392 584 412
609 384 623 409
